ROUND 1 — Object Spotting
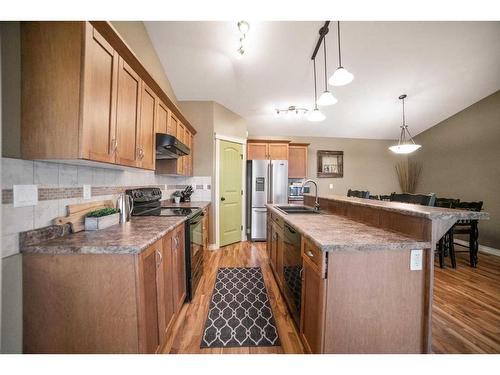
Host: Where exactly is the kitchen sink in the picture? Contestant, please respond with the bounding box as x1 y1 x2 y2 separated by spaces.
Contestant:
276 205 321 214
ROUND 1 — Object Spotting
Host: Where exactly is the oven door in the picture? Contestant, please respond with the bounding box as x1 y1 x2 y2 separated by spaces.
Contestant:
282 222 302 327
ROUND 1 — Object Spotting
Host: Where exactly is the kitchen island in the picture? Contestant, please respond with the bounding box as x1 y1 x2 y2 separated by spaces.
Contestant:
21 201 210 354
266 194 489 354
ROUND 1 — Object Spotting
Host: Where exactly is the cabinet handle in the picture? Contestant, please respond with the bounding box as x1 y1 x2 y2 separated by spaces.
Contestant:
111 139 118 154
137 147 144 160
156 250 162 267
306 251 314 257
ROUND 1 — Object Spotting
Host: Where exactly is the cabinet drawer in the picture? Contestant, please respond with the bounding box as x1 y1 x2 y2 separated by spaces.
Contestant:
302 237 326 277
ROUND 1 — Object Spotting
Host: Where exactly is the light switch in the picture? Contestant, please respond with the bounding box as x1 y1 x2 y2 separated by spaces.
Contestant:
83 184 91 200
410 249 423 271
13 184 38 207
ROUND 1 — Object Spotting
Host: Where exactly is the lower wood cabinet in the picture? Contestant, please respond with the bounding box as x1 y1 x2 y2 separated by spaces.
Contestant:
23 222 186 353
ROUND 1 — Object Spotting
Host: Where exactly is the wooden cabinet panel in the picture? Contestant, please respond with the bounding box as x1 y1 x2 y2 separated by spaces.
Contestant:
172 224 186 314
115 58 141 168
157 231 175 346
247 143 268 160
288 145 308 178
176 122 186 144
81 24 118 163
300 256 326 354
138 82 156 170
137 241 161 354
168 113 179 136
268 143 289 160
156 100 170 134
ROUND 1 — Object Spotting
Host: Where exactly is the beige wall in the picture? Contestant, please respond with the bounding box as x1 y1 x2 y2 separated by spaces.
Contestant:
110 21 178 108
249 135 403 197
411 91 500 249
213 102 248 139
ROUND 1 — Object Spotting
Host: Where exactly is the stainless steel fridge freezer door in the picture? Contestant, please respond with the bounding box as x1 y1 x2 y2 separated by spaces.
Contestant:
250 208 267 241
271 160 288 204
251 160 269 208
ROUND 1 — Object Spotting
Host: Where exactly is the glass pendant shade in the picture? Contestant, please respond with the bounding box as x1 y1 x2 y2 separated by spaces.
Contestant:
329 67 354 86
388 143 421 154
317 90 337 106
307 108 326 122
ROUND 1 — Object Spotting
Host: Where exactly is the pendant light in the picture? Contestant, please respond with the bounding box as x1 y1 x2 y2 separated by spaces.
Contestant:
389 94 422 154
317 35 337 106
307 58 326 122
329 21 354 86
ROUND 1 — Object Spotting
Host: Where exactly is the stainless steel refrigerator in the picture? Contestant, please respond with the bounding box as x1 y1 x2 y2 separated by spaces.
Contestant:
246 160 288 241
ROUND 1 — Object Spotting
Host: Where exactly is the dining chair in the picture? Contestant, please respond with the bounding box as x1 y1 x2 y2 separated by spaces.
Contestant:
389 192 436 206
453 201 483 267
434 197 460 268
347 189 370 199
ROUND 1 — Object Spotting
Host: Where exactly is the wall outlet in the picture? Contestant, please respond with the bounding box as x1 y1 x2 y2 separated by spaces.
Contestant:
410 249 423 271
83 184 92 200
13 184 38 207
329 184 334 190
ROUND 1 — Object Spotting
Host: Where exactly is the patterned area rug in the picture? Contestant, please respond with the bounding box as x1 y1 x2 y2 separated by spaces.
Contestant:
200 267 280 348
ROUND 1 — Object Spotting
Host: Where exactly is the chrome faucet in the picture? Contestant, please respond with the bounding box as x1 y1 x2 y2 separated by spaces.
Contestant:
302 179 320 211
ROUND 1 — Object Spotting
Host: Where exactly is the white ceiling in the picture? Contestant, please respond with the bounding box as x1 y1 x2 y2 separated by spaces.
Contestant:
145 21 500 139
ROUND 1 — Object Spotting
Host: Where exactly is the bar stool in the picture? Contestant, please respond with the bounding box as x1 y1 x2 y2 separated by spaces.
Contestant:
453 201 483 267
434 198 460 268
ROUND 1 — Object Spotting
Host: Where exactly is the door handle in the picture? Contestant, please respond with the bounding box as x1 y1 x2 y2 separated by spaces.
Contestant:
306 251 314 257
220 197 226 201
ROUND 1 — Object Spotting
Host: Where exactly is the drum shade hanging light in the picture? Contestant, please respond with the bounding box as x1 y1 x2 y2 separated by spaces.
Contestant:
389 94 422 154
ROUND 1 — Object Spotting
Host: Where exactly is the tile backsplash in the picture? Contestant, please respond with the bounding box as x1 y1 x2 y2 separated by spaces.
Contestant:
1 157 211 258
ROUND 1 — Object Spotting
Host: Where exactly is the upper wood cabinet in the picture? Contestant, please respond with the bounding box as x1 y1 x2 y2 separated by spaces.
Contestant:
20 21 196 170
138 82 157 170
115 58 142 168
247 140 290 160
80 24 119 164
288 143 309 178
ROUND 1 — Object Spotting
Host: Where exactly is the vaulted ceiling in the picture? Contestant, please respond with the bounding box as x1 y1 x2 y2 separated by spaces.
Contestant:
145 21 500 139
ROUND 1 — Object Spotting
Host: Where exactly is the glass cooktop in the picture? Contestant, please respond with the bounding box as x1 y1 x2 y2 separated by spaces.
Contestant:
159 207 199 217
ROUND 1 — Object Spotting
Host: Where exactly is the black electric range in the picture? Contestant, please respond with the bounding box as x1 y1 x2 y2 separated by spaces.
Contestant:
125 187 204 302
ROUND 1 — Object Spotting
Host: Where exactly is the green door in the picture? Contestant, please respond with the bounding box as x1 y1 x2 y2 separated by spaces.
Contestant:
219 140 243 247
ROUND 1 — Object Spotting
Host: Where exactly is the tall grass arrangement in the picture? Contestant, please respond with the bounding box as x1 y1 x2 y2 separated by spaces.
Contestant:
395 159 422 193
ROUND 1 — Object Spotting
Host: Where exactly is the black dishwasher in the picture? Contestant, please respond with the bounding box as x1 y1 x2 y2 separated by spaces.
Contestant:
282 222 302 327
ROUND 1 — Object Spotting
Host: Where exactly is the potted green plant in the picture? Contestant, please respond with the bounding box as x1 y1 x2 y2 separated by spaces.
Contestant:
84 207 120 231
172 191 182 204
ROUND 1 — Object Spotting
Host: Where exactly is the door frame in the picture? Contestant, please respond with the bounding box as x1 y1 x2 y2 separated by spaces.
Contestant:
214 133 247 249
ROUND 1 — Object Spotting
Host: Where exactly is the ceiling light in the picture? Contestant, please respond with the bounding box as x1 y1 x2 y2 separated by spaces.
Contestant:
318 33 337 106
329 21 354 86
389 94 422 154
274 106 308 117
307 58 326 122
236 21 250 58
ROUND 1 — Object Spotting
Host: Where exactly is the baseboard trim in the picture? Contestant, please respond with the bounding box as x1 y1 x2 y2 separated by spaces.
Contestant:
208 243 219 251
454 239 500 257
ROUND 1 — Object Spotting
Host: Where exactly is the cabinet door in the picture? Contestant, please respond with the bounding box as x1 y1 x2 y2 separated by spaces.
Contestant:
268 143 289 160
138 82 156 170
168 113 178 136
172 224 186 314
156 100 170 134
177 122 186 144
137 242 161 354
270 226 278 273
247 143 268 160
158 231 175 344
300 257 326 354
289 145 308 178
115 58 142 167
184 130 193 176
81 24 118 163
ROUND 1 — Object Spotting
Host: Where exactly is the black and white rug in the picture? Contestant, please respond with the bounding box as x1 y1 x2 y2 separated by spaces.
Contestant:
200 267 280 348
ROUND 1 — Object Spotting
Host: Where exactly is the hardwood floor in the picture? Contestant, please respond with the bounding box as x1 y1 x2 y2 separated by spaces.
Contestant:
432 251 500 353
166 241 499 354
165 241 305 354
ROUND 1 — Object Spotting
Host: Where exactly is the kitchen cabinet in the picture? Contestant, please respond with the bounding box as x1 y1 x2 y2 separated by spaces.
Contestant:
23 222 187 353
20 21 196 170
288 143 309 178
114 57 142 168
138 82 157 170
247 140 290 160
156 99 170 135
171 224 186 314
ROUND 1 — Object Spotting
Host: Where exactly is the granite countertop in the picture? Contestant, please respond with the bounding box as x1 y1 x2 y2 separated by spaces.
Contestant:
305 193 490 221
267 204 431 252
21 201 210 255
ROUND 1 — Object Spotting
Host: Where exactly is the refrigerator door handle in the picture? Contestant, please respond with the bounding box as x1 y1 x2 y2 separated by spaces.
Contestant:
266 163 271 204
269 162 274 204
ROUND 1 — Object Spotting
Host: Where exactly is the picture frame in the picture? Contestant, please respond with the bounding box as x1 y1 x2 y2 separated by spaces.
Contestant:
317 150 344 178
